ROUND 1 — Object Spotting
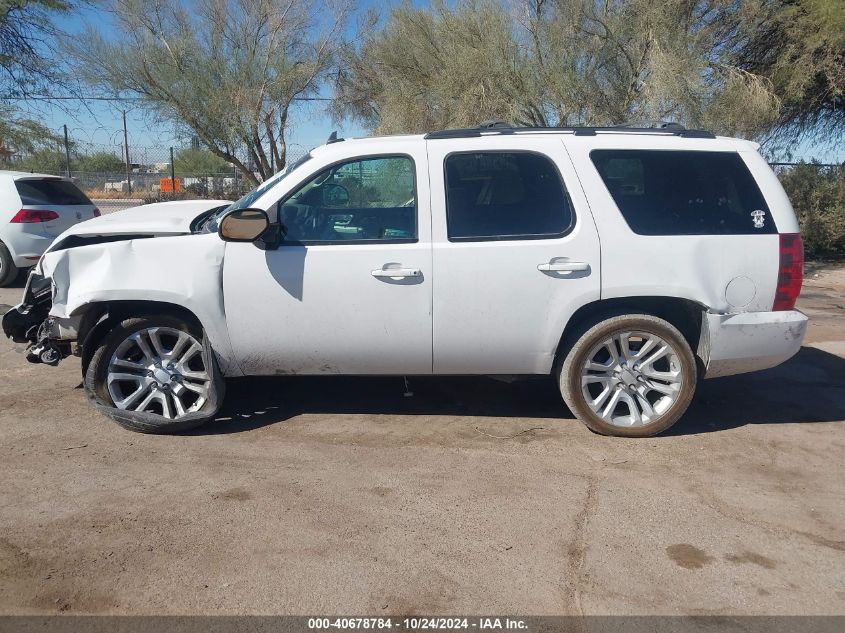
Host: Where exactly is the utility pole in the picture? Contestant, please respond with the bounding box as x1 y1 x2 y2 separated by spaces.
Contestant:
62 125 71 178
170 147 176 195
122 110 132 195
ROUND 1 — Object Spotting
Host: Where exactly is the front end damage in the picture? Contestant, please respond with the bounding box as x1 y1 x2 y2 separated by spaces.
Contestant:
1 272 73 365
3 199 233 369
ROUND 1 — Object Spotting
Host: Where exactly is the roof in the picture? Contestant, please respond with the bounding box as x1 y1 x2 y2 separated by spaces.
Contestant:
0 170 70 181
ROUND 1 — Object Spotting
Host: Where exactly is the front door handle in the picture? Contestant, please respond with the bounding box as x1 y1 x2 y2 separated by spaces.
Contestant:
538 261 590 273
371 267 421 278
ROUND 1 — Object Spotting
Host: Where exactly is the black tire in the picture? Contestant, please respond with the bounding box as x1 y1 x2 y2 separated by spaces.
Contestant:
0 241 18 288
558 314 697 437
83 314 224 434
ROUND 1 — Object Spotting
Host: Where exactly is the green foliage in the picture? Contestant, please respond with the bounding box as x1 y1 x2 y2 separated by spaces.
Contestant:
8 147 125 173
76 151 124 172
335 0 781 137
0 105 63 163
11 147 64 171
172 148 230 177
0 0 70 93
779 163 845 257
68 0 347 184
738 0 845 144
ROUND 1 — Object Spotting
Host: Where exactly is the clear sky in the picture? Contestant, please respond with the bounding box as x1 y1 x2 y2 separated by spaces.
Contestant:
13 1 844 165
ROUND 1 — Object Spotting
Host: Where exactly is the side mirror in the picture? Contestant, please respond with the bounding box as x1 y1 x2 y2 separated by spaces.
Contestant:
218 208 269 242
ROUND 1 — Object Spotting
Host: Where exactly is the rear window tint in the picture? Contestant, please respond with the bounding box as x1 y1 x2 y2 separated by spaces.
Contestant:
590 150 775 235
15 179 92 206
445 151 573 241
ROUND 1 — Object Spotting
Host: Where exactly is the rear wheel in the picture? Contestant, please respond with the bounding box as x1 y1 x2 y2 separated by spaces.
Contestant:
558 314 697 437
84 314 223 433
0 241 18 287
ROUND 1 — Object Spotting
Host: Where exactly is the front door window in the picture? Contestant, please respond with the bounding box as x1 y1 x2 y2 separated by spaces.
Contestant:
278 156 417 243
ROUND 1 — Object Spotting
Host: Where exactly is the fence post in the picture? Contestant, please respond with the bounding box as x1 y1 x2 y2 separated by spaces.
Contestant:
233 163 238 193
122 110 132 195
62 125 71 178
170 147 176 195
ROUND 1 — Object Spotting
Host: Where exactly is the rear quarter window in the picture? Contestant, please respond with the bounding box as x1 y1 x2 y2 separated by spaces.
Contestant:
15 179 92 206
590 150 776 235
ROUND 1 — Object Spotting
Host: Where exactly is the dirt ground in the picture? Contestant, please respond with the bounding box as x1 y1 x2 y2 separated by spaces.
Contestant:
0 266 843 616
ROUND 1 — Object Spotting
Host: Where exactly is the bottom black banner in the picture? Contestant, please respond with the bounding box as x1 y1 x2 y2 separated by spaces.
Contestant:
0 616 842 633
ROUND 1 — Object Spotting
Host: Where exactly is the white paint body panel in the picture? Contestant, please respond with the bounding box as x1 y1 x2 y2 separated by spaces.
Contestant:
426 136 601 374
222 138 433 375
704 310 807 377
38 232 241 375
59 199 230 237
562 135 784 314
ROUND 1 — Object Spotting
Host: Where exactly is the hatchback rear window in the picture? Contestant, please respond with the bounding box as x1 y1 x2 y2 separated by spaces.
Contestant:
590 150 775 235
15 179 92 206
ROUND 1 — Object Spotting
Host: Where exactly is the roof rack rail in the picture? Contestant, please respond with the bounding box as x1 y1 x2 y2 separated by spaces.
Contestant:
424 123 715 140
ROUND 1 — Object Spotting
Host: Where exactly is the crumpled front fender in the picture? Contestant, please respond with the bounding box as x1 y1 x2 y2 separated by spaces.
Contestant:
39 232 242 377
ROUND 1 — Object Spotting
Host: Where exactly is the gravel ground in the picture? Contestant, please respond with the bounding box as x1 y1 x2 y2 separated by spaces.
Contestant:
0 266 843 616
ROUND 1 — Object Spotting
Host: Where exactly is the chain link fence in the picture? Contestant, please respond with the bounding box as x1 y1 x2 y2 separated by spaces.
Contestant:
2 132 308 214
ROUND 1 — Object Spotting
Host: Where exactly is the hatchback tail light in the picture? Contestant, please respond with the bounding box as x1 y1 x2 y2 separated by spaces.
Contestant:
92 207 101 217
773 233 804 311
9 209 59 223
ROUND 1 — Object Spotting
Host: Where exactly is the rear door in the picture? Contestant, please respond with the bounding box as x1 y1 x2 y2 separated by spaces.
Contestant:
427 135 601 374
14 178 98 237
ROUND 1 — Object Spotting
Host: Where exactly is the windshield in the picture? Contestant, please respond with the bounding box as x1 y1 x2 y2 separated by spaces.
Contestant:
206 152 313 228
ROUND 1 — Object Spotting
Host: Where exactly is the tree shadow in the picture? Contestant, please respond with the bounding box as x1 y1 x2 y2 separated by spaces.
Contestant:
191 346 845 436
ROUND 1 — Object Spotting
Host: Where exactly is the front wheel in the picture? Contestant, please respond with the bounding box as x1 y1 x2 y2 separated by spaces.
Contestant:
558 314 697 437
84 314 224 433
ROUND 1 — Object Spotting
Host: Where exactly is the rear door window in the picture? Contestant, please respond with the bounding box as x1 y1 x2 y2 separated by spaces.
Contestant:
15 179 92 206
445 151 574 241
590 150 775 235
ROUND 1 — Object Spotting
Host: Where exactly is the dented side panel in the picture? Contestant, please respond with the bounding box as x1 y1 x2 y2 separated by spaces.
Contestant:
38 233 242 376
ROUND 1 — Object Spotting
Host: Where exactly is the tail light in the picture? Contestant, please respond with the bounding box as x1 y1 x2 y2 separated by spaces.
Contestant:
92 208 101 217
10 209 59 223
773 233 804 311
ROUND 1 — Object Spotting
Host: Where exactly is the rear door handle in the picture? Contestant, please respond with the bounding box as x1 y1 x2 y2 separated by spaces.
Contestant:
537 261 590 273
371 267 421 278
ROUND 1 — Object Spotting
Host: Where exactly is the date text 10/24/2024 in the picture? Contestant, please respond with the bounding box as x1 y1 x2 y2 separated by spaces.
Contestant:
308 618 529 630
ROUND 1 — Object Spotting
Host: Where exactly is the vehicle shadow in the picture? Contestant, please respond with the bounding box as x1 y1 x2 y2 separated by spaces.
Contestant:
193 346 845 436
667 345 845 435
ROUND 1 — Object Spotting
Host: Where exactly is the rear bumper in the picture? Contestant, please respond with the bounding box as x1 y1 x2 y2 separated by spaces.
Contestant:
701 309 808 378
1 225 54 266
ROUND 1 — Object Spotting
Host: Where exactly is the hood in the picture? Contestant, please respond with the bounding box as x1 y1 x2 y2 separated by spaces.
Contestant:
61 199 230 238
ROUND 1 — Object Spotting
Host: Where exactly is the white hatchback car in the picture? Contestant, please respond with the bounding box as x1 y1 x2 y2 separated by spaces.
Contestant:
0 171 99 286
2 124 807 437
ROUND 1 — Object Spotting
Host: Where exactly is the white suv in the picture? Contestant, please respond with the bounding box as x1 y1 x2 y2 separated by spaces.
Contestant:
2 124 807 437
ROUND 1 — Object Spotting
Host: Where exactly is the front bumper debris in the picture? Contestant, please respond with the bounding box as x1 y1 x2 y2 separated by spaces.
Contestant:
1 272 71 365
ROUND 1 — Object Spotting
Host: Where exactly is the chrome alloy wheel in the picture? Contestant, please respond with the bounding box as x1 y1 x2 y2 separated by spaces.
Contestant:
580 331 684 428
107 327 210 419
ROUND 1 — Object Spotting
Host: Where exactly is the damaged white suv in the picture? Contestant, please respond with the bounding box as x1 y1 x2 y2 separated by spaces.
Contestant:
3 123 807 437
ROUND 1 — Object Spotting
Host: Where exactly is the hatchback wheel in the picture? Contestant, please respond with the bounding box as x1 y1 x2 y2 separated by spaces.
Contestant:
84 314 224 433
558 314 697 437
0 241 18 287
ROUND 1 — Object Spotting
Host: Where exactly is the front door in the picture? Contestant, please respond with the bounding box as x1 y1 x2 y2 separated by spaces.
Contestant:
222 151 433 375
427 136 601 374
